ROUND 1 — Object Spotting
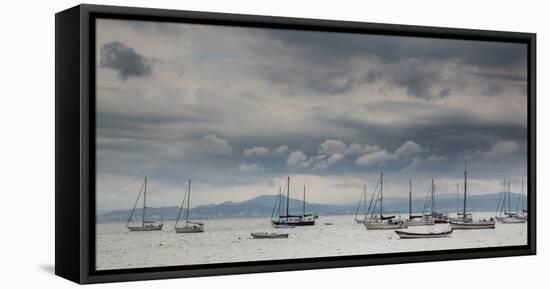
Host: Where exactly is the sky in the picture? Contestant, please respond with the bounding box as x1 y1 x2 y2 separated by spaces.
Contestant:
95 19 528 213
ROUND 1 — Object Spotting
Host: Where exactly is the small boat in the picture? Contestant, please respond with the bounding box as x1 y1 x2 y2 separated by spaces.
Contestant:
324 222 334 225
250 232 289 239
395 229 453 239
175 179 205 233
126 177 164 232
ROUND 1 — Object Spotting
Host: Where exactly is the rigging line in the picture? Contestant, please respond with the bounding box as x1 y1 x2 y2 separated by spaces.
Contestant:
175 180 190 228
366 174 381 218
126 178 146 227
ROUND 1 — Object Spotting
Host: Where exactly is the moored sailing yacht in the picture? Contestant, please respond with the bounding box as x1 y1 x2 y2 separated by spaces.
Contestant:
364 173 406 230
272 177 316 226
405 179 434 226
175 179 205 233
126 177 164 231
449 161 495 230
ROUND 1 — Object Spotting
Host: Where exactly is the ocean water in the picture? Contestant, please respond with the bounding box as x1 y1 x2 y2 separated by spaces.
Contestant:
96 213 527 270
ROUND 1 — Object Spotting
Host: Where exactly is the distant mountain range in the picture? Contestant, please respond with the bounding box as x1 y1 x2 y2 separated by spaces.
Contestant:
97 192 527 222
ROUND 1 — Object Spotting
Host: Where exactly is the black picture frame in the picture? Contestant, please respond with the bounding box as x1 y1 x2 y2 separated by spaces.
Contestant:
55 4 536 284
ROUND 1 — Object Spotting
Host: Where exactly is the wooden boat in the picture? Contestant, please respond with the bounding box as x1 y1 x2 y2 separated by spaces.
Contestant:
395 229 453 239
250 232 289 239
126 177 164 231
175 179 205 233
271 177 316 226
364 173 407 230
448 161 495 230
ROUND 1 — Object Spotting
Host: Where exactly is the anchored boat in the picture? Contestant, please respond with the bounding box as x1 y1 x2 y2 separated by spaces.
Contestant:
405 179 435 227
175 179 205 233
126 177 164 232
449 161 496 230
364 173 406 230
271 177 316 226
395 229 453 239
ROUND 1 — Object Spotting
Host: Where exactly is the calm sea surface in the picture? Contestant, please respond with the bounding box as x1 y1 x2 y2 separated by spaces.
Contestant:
96 213 527 270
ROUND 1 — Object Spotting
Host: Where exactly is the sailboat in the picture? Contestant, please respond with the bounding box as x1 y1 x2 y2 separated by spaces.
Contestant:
405 179 434 226
271 187 295 228
126 177 164 231
271 177 316 226
449 161 495 230
501 179 527 223
364 173 406 230
175 179 205 233
449 183 472 223
420 179 449 224
354 184 368 224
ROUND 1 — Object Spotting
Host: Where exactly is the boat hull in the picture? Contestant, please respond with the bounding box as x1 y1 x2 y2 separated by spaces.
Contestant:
175 225 204 233
250 232 289 239
127 224 163 231
449 221 495 229
405 218 435 226
365 222 407 230
395 230 453 239
500 217 526 224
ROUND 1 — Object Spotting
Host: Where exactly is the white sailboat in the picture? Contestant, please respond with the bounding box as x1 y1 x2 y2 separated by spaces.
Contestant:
364 173 407 230
449 161 495 230
405 179 435 226
175 179 205 233
449 183 472 223
126 177 164 232
501 179 527 223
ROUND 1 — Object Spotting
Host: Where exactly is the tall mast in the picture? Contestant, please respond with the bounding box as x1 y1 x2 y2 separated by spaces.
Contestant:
286 176 290 217
463 160 467 222
409 179 412 219
277 187 282 217
508 181 511 213
142 177 147 226
431 179 435 216
363 184 367 219
186 179 191 225
303 185 306 217
380 173 383 219
456 183 459 215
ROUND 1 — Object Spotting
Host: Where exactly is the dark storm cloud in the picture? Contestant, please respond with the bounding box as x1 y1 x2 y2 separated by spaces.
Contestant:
258 29 527 99
317 101 527 158
100 41 152 80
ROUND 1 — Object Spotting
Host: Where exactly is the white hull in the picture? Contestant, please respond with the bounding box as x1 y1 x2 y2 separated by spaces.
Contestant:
405 218 434 226
449 221 495 230
127 224 163 231
365 222 407 230
395 229 453 239
500 217 526 224
175 225 204 233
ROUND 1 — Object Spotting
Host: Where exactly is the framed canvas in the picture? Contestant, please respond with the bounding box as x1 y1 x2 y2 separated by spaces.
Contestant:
55 4 536 284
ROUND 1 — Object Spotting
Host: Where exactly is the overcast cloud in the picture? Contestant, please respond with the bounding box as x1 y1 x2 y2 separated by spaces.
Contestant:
95 19 528 213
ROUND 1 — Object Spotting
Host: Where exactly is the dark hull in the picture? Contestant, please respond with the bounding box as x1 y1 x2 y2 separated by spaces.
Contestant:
272 220 315 226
